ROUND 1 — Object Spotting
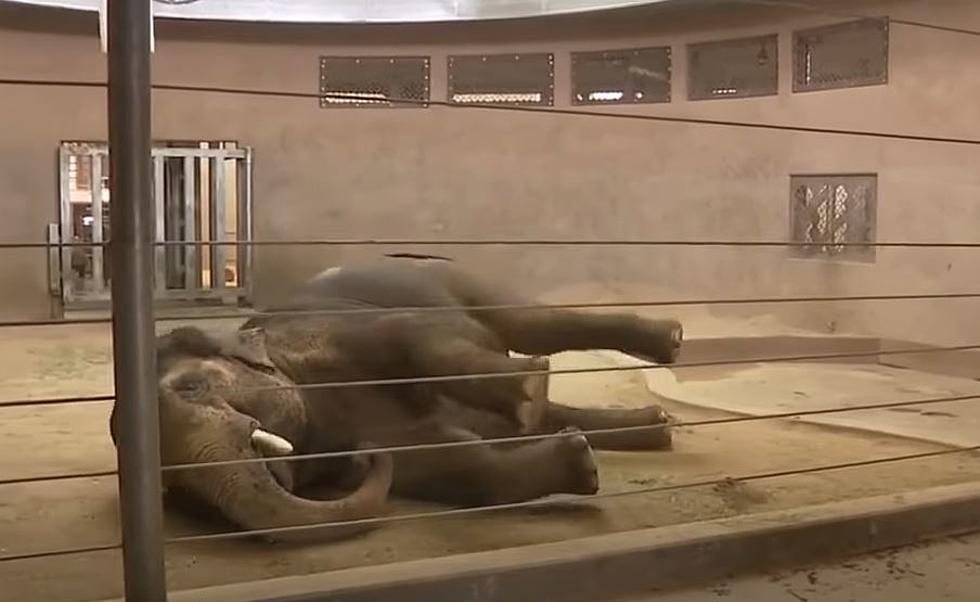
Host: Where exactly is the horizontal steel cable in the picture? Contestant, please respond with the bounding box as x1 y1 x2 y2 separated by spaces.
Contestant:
1 291 979 329
0 469 118 487
242 343 980 393
6 391 977 487
729 0 980 39
161 391 980 472
1 0 974 566
2 238 980 249
166 443 980 544
2 77 980 147
0 543 120 564
0 393 114 408
1 332 972 411
6 443 977 561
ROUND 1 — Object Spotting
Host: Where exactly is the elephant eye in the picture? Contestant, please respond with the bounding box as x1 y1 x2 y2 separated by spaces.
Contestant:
236 357 277 375
171 372 209 394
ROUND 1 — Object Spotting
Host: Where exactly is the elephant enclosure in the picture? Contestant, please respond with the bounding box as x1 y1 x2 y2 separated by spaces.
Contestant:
2 0 980 600
1 314 979 602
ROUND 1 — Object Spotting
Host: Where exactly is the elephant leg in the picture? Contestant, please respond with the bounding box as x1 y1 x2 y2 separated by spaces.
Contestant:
390 421 598 506
478 307 683 365
431 263 682 364
542 401 674 451
411 336 549 431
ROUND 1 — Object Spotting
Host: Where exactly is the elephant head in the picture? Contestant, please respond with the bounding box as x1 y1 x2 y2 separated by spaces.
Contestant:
109 326 392 542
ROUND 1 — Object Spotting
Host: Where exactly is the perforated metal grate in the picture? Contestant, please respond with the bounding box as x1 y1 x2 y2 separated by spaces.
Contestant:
447 53 554 106
688 34 778 100
789 174 877 262
793 19 889 92
319 56 430 108
571 46 671 105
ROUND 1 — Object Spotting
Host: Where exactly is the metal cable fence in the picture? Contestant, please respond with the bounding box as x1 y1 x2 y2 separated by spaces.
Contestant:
0 0 978 600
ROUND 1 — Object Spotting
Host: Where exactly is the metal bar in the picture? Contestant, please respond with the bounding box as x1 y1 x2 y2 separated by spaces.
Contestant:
167 444 980 543
4 239 980 249
90 152 105 292
153 147 248 159
164 157 182 289
182 155 198 290
57 146 74 304
209 152 227 289
240 148 254 301
106 0 167 598
7 77 980 147
4 290 980 329
162 392 980 472
46 224 61 300
153 155 166 291
243 343 980 393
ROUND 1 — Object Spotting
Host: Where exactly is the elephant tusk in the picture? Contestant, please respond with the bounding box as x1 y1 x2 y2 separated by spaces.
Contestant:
251 428 295 456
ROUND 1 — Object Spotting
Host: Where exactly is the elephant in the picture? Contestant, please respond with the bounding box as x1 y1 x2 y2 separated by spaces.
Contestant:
110 257 683 543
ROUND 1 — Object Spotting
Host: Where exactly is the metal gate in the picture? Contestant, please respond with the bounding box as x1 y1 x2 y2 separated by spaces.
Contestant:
51 140 254 311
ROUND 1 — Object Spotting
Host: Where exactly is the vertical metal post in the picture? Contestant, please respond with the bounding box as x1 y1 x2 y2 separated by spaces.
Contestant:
58 146 75 303
153 153 166 292
90 153 105 292
107 0 167 599
238 148 255 301
209 153 227 289
182 155 199 290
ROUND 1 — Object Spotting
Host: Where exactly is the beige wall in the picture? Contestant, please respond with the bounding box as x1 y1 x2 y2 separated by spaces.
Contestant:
0 0 978 344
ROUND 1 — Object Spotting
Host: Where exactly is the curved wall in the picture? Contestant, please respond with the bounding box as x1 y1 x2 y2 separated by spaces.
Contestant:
0 0 978 346
2 0 682 23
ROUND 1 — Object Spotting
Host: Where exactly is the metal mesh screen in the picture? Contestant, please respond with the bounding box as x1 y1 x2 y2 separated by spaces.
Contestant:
319 56 430 108
571 46 671 105
789 174 877 262
793 19 889 92
688 34 778 100
447 53 554 106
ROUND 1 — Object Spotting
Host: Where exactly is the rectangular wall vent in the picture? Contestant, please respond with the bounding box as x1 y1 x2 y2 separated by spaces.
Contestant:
448 53 555 106
571 46 671 105
319 56 430 108
793 19 889 93
789 173 878 262
688 34 778 100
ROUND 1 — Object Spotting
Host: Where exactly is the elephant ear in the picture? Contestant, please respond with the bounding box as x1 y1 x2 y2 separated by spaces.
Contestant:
224 327 277 371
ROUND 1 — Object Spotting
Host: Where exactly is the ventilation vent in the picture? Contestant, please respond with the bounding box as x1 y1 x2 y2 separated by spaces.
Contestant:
571 46 671 105
793 19 889 92
448 53 554 106
688 34 778 100
790 173 877 262
319 56 430 108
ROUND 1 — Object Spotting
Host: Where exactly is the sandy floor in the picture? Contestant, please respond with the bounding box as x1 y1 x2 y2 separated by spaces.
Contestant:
0 319 978 602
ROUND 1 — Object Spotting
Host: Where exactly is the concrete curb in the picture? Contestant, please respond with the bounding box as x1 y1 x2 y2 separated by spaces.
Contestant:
156 480 980 602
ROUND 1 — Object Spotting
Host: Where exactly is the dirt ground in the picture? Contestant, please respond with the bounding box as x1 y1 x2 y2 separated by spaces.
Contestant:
0 319 978 602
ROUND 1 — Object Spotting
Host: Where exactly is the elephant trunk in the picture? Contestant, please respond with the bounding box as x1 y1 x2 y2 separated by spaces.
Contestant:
196 452 392 542
167 408 392 543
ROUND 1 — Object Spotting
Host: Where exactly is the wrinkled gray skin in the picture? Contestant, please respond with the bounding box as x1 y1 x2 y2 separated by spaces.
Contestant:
110 258 682 543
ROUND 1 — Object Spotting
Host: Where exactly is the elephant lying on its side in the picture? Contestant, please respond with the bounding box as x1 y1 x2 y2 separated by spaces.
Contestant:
111 258 683 542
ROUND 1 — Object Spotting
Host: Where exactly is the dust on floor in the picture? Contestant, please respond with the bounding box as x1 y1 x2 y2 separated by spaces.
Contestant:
0 321 978 602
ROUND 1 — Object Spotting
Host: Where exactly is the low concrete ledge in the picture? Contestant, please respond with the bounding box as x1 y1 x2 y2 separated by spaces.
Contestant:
154 480 980 602
678 335 980 381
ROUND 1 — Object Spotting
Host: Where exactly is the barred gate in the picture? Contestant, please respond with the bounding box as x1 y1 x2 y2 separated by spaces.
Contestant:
50 141 254 312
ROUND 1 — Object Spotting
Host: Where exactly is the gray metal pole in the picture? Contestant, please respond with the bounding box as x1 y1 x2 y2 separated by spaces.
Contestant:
107 0 168 599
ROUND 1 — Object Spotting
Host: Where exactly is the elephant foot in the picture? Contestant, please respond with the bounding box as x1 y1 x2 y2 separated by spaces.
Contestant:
568 404 675 452
552 427 599 495
517 355 551 435
630 405 674 451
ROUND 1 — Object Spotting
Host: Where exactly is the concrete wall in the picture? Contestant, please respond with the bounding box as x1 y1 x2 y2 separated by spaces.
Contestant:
0 0 977 345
